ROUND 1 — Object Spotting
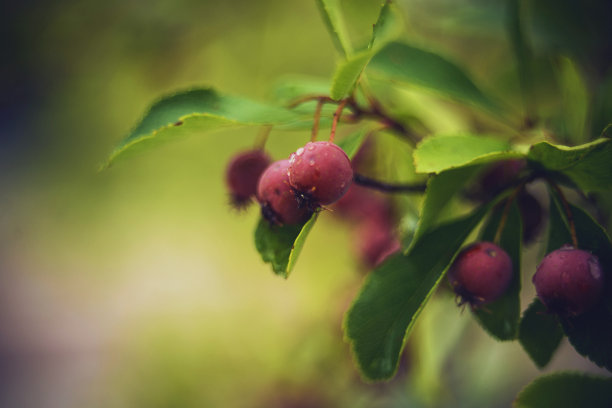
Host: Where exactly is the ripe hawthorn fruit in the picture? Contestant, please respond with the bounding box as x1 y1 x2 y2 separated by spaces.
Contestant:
353 216 399 268
447 241 513 306
517 191 543 244
225 149 271 208
288 141 353 207
533 245 604 316
257 159 312 225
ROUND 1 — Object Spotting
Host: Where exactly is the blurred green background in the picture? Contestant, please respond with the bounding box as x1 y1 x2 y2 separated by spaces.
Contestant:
1 1 609 407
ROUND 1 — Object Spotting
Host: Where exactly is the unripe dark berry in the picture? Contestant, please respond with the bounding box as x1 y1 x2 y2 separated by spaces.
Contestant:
257 159 312 225
353 216 399 268
517 191 544 244
225 149 271 208
480 159 526 195
288 141 353 206
533 245 604 316
448 241 513 306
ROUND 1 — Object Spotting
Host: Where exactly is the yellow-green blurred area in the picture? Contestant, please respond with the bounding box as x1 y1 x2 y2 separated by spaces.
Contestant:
1 1 608 407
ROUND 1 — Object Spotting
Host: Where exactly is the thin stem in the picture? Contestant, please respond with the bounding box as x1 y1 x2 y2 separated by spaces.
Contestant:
329 99 347 143
310 99 325 142
353 173 426 194
254 125 272 150
287 95 336 109
548 179 579 248
493 182 525 245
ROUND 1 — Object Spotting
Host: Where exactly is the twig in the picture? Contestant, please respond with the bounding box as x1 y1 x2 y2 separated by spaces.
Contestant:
329 99 347 143
353 173 426 194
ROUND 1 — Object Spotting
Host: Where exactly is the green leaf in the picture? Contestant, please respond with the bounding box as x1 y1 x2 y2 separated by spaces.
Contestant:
518 196 567 368
330 51 373 100
254 213 318 278
518 299 564 368
414 134 518 174
515 372 612 408
270 75 331 106
368 42 500 112
528 138 612 193
344 203 492 380
549 192 612 370
411 165 482 247
103 88 305 168
336 127 369 159
368 0 401 50
506 0 535 118
473 202 522 341
315 0 353 58
329 1 401 100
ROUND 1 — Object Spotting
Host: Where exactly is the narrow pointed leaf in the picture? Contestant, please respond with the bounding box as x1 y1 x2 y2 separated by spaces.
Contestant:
344 203 491 380
473 202 522 340
104 88 305 168
329 0 402 100
254 213 318 278
315 0 353 58
518 299 564 368
515 372 612 408
368 42 500 112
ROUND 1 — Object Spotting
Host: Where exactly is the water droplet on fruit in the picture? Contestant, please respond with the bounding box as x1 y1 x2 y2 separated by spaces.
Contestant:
309 159 315 166
296 147 305 156
307 145 315 151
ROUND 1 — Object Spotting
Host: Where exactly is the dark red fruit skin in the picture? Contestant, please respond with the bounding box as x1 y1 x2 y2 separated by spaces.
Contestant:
257 160 312 225
447 241 513 306
331 184 391 221
354 217 399 268
225 149 271 207
480 159 526 195
533 246 604 316
517 191 544 244
288 141 353 206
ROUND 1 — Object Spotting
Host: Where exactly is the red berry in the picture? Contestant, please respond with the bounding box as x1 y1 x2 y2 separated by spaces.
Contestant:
448 241 513 306
257 160 312 225
473 159 527 200
288 141 353 206
225 149 271 208
517 191 543 244
533 245 604 316
354 217 399 268
331 184 391 221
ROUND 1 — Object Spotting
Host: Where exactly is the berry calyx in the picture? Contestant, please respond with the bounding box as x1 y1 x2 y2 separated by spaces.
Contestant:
447 241 513 306
288 141 353 207
257 159 312 225
225 149 271 208
533 245 604 316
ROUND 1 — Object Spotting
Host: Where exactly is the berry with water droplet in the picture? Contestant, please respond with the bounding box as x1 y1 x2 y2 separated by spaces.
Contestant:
257 159 312 225
448 241 513 306
533 245 604 316
288 141 353 207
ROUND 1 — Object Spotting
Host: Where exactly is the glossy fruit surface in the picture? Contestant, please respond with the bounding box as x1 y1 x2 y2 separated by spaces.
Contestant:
533 245 604 316
448 241 513 306
257 160 311 225
288 141 353 206
225 149 271 207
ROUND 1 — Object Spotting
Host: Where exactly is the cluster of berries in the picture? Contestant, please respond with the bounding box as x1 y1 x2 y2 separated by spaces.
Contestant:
226 141 353 225
448 160 605 317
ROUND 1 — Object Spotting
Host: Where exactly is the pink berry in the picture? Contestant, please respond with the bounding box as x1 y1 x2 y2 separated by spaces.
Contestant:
533 246 604 316
448 241 513 306
225 149 271 208
354 217 399 268
332 184 391 221
288 141 353 206
257 160 312 225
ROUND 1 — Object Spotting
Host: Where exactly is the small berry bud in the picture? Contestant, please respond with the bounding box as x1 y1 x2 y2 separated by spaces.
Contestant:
225 149 271 208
